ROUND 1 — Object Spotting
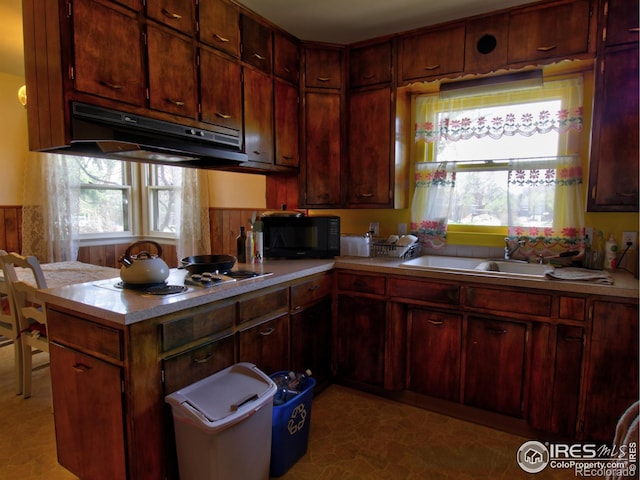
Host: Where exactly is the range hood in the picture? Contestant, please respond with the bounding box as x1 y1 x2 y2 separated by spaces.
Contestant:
61 102 248 168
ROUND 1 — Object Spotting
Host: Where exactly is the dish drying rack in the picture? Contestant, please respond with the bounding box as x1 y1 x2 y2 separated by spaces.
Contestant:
370 240 421 260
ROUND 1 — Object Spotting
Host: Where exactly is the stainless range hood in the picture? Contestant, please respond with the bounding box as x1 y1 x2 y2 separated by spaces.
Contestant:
61 102 248 168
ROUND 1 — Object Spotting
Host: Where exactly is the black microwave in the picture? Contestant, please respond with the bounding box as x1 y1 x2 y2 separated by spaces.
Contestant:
261 215 340 259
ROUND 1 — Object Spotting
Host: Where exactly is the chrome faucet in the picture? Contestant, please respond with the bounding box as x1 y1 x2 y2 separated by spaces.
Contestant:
504 237 525 260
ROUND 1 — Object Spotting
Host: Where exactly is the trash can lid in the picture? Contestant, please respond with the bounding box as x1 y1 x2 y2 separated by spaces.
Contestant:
167 363 276 424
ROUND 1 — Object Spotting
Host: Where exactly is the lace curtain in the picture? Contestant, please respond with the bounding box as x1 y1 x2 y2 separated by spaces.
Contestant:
175 168 211 261
411 77 585 253
22 153 80 263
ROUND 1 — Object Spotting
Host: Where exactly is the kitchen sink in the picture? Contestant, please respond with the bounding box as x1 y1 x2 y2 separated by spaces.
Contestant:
400 255 552 278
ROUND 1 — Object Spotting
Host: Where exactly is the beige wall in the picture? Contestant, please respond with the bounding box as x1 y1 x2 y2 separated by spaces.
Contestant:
0 72 28 205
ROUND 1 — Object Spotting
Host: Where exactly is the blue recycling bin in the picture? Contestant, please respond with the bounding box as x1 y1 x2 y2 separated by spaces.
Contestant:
269 372 316 477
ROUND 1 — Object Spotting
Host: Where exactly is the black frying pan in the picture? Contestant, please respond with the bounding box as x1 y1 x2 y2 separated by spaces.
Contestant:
180 255 236 274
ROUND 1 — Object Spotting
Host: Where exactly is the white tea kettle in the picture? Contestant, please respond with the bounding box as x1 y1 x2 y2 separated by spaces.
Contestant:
119 240 170 285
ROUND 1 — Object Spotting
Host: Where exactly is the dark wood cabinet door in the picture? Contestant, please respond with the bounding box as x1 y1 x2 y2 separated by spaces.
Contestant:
200 47 242 134
291 298 332 388
464 13 509 74
162 335 235 394
464 317 527 418
407 308 462 401
146 0 195 36
147 24 197 118
349 41 392 88
238 314 290 376
347 87 392 207
243 67 274 164
400 24 465 82
72 0 145 106
199 0 240 57
274 32 299 84
50 343 126 480
551 325 584 436
302 92 342 207
274 80 299 167
241 14 272 73
604 0 639 47
305 47 342 89
336 295 386 387
588 44 639 211
507 0 592 64
583 300 639 441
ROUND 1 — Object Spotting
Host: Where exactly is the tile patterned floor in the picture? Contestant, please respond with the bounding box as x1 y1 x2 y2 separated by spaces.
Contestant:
0 343 590 479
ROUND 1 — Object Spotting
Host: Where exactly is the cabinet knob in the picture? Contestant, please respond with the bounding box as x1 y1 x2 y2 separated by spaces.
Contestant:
161 8 182 20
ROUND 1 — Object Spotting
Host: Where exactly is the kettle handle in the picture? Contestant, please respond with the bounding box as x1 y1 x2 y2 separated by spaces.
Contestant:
120 240 163 266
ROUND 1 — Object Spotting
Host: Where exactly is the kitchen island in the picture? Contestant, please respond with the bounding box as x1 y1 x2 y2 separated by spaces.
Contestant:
38 257 638 479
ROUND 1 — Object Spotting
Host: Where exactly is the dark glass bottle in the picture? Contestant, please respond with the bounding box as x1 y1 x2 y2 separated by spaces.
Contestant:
236 226 247 263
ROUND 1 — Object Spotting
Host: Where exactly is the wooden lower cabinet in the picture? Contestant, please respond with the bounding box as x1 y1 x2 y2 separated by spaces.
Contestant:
336 294 386 387
50 343 127 480
463 316 527 418
407 308 462 402
291 298 332 388
582 299 639 441
238 314 290 375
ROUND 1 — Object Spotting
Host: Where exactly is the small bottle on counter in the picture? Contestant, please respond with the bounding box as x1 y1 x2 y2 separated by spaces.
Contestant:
236 226 247 263
604 234 618 270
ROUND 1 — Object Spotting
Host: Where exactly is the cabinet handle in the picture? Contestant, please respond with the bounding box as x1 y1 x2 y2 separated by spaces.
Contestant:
629 28 640 33
616 191 636 197
428 320 444 326
316 77 331 82
252 52 266 61
362 73 376 80
253 150 262 156
259 327 275 336
486 327 507 335
161 8 182 20
166 98 185 107
563 336 583 343
72 363 92 373
215 112 232 119
213 33 230 43
308 284 320 291
423 64 440 71
536 45 557 52
359 193 374 198
282 155 295 160
192 353 213 363
100 80 123 90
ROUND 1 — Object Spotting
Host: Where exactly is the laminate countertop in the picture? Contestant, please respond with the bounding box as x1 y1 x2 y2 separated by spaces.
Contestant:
37 256 638 326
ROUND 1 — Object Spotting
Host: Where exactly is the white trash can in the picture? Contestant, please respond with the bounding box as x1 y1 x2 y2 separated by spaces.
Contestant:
165 362 277 480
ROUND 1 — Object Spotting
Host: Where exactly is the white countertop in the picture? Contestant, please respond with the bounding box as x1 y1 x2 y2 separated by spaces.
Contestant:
38 256 638 326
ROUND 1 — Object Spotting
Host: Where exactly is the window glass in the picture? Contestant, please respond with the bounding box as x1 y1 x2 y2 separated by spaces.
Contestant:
147 165 182 234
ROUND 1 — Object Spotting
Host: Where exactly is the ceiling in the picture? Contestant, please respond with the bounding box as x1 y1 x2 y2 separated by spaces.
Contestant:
1 0 537 78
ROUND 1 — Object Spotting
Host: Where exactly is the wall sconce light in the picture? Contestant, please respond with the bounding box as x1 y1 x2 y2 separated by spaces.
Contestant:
17 85 27 107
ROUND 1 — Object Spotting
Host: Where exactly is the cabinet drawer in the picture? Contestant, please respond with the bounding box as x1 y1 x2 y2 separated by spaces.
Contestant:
465 286 552 317
337 272 385 295
162 334 235 394
48 309 123 361
160 299 235 352
291 273 333 311
559 296 586 321
387 277 460 305
238 285 289 325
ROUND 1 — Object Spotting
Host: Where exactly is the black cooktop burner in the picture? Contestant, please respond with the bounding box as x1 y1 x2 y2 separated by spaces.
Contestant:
224 270 266 279
114 281 188 295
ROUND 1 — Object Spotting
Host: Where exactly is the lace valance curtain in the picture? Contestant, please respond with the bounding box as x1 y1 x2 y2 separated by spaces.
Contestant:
411 77 585 254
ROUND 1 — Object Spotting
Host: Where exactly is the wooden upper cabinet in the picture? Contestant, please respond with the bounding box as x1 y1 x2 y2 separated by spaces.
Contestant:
146 23 198 118
587 44 639 211
274 80 299 168
349 41 392 88
347 87 392 207
464 14 509 74
72 0 145 106
274 32 300 84
305 47 342 89
507 0 592 64
241 14 272 73
604 0 639 46
200 47 242 134
146 0 195 36
243 68 274 164
400 24 465 82
199 0 240 57
302 92 341 206
111 0 140 11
